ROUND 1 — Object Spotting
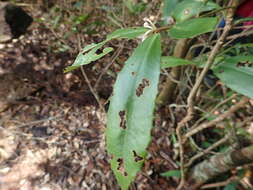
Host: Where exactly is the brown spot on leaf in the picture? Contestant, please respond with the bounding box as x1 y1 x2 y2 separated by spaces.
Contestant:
131 72 136 76
117 158 128 176
218 69 224 73
133 150 143 162
119 110 126 129
136 78 150 97
236 61 251 67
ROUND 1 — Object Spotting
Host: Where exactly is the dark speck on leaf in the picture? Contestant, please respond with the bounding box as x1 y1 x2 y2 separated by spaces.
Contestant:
218 69 224 73
136 78 150 97
133 150 143 162
119 110 126 129
236 61 251 67
117 158 128 176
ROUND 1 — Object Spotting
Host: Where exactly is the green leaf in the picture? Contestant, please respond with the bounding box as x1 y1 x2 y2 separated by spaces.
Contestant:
169 17 218 39
124 0 146 14
64 42 113 72
65 27 149 72
161 170 181 178
213 56 253 99
161 56 198 69
106 34 161 190
163 0 181 24
107 27 149 40
219 56 253 66
81 43 101 53
172 0 220 22
223 182 238 190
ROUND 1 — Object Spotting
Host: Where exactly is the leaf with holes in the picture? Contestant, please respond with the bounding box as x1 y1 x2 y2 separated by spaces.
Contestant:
172 0 220 22
213 56 253 99
163 0 182 24
169 17 218 39
106 34 161 190
64 42 113 72
65 27 149 72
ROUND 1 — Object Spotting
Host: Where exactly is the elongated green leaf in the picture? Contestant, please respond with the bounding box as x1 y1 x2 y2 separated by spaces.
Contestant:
219 56 253 65
172 0 220 22
81 43 101 53
213 56 253 99
161 56 198 69
107 27 149 40
169 17 218 39
161 170 181 178
64 42 113 72
106 34 161 190
65 27 149 72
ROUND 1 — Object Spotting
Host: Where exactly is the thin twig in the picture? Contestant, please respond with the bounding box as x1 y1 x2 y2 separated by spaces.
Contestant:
187 12 234 115
189 24 253 57
224 29 253 47
176 1 240 189
185 97 249 139
94 43 124 90
80 66 105 113
9 116 60 129
160 151 179 169
0 126 61 145
201 176 240 189
186 134 230 167
190 94 237 130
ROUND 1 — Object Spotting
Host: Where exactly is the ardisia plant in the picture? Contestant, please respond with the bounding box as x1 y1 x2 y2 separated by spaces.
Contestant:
65 0 253 189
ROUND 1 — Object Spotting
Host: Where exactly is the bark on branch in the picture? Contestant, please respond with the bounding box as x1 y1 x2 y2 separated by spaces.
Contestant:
184 145 253 190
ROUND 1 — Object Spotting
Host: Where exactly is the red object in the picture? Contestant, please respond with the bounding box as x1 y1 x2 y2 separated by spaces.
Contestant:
236 0 253 27
236 0 253 17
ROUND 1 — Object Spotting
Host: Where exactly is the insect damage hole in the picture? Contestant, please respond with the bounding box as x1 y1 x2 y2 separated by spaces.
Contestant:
117 158 128 176
236 61 251 67
132 150 143 162
136 78 150 97
184 9 190 15
218 69 224 73
119 110 127 129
